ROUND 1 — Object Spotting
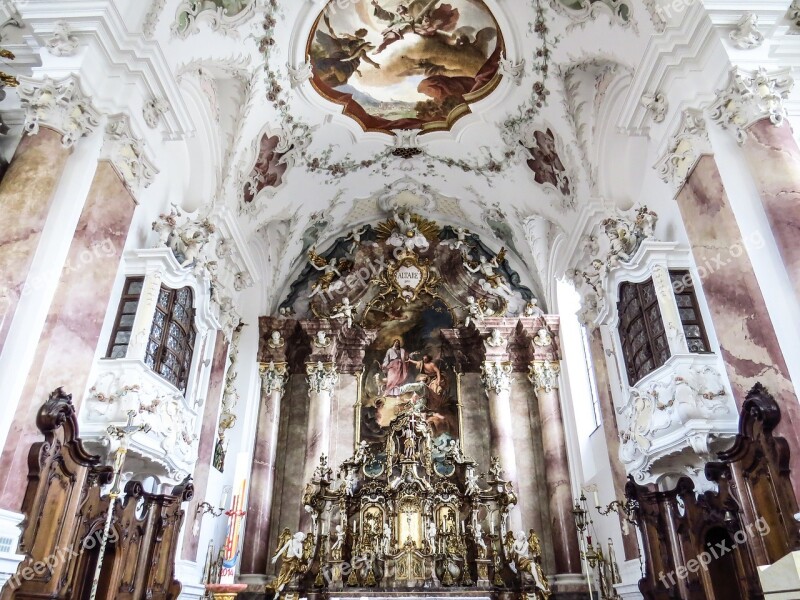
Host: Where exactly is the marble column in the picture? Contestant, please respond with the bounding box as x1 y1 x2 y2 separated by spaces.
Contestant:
480 360 519 521
0 129 71 353
0 76 100 356
182 331 229 561
711 68 800 301
477 322 521 531
675 154 800 501
739 118 800 301
529 360 582 576
240 361 289 577
304 361 339 485
589 326 639 560
298 321 339 498
0 117 152 511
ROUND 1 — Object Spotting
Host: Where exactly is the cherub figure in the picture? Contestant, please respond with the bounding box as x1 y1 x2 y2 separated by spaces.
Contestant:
268 330 285 349
474 523 488 558
465 465 482 496
347 225 369 254
443 227 470 251
343 466 357 497
331 524 346 560
426 521 437 553
330 297 359 328
524 298 544 317
463 295 492 328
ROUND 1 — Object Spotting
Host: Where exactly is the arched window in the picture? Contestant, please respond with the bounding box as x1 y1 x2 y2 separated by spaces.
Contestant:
145 285 196 392
617 279 670 385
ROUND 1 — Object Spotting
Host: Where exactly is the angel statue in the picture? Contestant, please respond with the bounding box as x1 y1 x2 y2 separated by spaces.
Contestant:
463 248 513 297
508 531 551 598
271 530 309 599
443 226 471 251
330 297 359 328
308 248 348 298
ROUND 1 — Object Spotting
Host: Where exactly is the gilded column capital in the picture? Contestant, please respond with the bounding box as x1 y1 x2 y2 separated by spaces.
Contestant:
306 361 339 395
259 361 289 396
481 360 513 395
709 66 793 145
18 74 101 148
528 360 561 393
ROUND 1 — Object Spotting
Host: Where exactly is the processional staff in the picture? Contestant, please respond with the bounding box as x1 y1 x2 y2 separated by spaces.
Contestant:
89 410 151 600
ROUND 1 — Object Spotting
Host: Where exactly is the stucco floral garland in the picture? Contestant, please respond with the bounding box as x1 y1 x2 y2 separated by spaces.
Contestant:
255 0 558 184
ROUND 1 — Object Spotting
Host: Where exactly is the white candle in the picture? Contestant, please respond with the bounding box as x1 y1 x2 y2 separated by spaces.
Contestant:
593 490 600 508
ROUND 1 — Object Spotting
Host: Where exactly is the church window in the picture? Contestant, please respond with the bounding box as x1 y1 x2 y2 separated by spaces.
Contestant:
145 285 196 392
617 279 670 385
669 270 711 354
105 277 144 359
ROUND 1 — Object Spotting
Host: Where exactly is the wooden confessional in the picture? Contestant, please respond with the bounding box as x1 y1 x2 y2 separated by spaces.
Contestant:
0 388 193 600
628 383 800 600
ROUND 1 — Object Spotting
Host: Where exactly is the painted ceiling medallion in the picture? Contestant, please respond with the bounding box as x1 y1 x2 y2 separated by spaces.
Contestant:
307 0 506 135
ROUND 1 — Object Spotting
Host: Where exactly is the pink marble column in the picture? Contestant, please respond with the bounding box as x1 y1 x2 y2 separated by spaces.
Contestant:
677 155 800 501
0 161 136 511
530 361 582 576
740 119 800 301
240 361 288 577
182 331 229 561
481 361 520 526
0 129 71 354
589 327 639 560
298 321 338 528
477 321 522 531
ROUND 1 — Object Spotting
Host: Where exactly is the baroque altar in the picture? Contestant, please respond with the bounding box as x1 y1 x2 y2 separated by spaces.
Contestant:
272 398 551 599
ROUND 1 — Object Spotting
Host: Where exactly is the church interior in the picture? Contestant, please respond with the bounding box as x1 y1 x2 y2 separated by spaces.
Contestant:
0 1 800 599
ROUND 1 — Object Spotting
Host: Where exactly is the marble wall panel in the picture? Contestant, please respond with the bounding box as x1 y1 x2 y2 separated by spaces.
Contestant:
677 155 800 500
0 161 135 511
0 130 70 353
742 120 800 301
182 332 228 561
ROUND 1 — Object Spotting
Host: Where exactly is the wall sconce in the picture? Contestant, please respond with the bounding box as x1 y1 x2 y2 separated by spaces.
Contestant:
193 501 227 536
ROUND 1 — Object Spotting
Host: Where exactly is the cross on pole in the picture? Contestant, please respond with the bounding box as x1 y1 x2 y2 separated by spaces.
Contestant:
89 410 151 600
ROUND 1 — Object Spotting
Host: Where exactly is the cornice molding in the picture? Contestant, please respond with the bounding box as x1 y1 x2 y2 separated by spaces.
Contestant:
654 108 712 193
101 114 158 200
18 0 194 141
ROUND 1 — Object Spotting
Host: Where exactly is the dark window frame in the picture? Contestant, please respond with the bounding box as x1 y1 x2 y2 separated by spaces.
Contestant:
145 285 196 392
669 269 712 354
618 278 671 385
105 277 145 360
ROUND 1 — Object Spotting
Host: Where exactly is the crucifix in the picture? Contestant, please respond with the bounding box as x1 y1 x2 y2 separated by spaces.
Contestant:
89 410 151 600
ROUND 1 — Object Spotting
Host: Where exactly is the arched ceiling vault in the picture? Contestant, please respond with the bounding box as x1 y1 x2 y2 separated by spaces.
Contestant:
140 0 663 310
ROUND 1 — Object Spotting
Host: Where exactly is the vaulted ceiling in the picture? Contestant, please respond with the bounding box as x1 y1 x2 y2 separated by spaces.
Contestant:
141 0 659 307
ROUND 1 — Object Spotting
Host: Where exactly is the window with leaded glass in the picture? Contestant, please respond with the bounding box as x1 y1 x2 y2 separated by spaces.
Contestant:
105 277 144 359
145 285 196 392
618 279 670 385
670 270 710 354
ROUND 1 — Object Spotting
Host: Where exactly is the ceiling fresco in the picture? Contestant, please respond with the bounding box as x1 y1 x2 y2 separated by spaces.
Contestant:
307 0 505 134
